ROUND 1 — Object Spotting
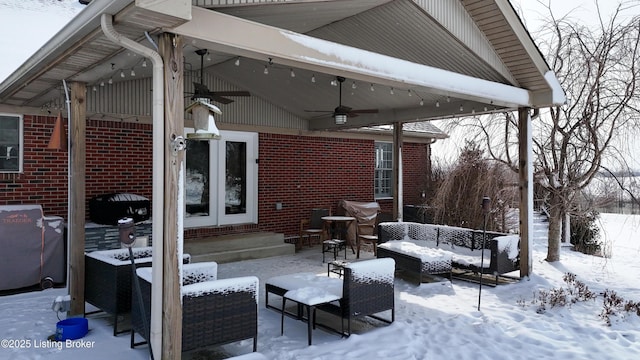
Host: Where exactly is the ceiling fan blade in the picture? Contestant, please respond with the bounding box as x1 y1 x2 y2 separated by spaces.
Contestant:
351 109 379 114
304 109 333 113
209 94 234 104
213 91 251 97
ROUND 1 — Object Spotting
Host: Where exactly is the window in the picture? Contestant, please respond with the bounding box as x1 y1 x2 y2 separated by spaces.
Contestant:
374 142 393 198
0 114 23 173
184 130 258 227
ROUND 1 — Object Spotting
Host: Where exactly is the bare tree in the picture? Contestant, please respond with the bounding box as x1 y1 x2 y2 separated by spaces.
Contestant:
441 2 640 262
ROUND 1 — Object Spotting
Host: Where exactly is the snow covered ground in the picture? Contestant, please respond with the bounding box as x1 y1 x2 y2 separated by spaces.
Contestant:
1 213 639 359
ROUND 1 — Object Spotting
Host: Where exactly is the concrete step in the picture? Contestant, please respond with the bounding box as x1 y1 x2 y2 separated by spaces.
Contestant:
184 232 295 264
190 243 295 264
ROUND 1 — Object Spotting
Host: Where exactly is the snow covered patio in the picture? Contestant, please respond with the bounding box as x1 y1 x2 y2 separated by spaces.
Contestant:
3 212 640 359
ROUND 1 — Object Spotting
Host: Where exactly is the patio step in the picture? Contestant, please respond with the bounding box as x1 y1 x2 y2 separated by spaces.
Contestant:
185 232 295 264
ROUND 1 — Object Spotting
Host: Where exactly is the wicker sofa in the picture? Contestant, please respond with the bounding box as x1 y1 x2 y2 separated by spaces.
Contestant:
131 262 259 354
377 222 520 284
84 247 191 336
266 257 395 337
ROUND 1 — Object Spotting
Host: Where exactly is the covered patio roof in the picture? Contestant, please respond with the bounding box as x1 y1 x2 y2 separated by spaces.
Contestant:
0 0 563 131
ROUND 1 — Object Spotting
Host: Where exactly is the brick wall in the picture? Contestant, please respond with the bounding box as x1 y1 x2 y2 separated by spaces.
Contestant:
0 115 153 218
1 115 430 239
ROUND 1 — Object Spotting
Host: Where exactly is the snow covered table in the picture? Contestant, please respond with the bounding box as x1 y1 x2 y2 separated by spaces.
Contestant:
84 247 191 336
281 287 341 345
266 258 395 337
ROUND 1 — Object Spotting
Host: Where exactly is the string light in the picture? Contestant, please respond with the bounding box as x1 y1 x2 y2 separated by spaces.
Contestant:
108 77 113 85
234 57 240 66
264 65 269 75
390 87 394 95
141 59 147 68
370 84 375 92
330 79 338 86
290 69 295 78
92 85 97 92
130 68 136 77
459 105 464 112
100 80 105 87
120 70 125 78
352 81 357 89
419 99 424 106
435 101 440 108
447 96 451 103
407 90 412 97
311 74 316 83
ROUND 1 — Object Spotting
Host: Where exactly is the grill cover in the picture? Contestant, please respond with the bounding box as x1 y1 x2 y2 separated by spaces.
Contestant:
89 193 150 225
338 200 381 245
0 205 65 292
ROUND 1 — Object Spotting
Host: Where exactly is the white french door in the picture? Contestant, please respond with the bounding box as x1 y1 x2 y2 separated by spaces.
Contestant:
184 130 258 227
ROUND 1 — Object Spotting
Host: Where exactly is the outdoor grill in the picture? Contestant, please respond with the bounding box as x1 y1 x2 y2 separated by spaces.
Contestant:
89 193 150 225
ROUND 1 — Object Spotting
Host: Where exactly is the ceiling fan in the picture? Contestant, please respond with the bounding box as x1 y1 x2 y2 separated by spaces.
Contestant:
305 76 378 124
189 49 250 104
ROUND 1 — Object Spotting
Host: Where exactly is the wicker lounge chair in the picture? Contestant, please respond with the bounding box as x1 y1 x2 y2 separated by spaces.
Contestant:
131 262 259 354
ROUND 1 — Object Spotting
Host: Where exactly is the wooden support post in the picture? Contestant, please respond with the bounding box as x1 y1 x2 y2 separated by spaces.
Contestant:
392 122 403 221
69 81 86 316
518 107 532 278
160 33 184 359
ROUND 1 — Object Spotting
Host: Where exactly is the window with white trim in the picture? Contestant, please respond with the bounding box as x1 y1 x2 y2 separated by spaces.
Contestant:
374 142 393 198
0 114 23 173
184 130 258 227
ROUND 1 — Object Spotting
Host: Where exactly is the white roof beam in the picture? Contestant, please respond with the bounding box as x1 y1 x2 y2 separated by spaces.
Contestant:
171 6 532 109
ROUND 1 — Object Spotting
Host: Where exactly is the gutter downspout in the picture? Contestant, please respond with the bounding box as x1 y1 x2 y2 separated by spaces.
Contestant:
101 14 164 358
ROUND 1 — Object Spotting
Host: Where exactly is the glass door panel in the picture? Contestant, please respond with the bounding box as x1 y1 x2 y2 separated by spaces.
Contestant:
225 141 247 215
185 139 211 218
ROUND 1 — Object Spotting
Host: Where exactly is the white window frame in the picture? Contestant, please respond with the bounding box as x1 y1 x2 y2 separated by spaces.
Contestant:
184 129 258 228
374 141 393 199
0 113 23 173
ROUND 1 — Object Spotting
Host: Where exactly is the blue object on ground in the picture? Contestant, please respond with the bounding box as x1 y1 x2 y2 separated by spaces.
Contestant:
55 317 88 341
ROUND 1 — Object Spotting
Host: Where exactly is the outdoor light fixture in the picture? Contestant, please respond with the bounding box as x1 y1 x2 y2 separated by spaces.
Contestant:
47 112 67 151
185 98 222 140
334 113 348 125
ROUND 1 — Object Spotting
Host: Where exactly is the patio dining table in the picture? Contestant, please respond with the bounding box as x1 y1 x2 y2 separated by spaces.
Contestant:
321 216 356 253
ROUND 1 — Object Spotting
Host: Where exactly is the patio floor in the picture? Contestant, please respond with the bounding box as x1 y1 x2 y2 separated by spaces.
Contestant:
87 245 451 359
